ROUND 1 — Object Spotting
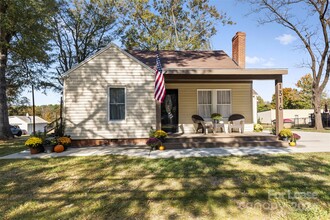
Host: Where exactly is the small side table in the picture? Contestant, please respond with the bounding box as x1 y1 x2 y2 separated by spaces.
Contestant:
213 121 226 133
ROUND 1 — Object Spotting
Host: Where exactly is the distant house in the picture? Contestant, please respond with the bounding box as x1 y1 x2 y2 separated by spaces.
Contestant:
9 115 49 134
252 90 259 124
257 109 314 125
63 32 287 143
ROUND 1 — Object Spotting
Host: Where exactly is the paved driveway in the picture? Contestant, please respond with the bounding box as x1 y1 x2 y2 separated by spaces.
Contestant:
1 131 329 159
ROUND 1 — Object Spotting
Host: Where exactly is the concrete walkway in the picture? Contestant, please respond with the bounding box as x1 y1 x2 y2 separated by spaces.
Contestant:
1 131 329 159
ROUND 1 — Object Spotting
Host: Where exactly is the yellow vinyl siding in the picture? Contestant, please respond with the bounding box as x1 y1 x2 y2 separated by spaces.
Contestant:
63 45 155 139
166 82 253 124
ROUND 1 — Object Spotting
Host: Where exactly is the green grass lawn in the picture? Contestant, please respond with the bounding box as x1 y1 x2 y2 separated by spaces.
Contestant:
0 150 329 219
0 136 29 157
291 127 330 132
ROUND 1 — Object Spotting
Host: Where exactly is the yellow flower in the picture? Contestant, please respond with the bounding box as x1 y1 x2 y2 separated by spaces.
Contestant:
25 137 43 148
154 130 167 138
57 137 71 145
279 129 292 138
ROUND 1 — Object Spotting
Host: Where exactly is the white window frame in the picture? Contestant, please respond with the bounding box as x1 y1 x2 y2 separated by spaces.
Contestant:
197 89 232 120
108 87 126 122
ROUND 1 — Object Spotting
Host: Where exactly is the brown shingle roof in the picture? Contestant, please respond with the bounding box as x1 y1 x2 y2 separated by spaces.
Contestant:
127 50 240 70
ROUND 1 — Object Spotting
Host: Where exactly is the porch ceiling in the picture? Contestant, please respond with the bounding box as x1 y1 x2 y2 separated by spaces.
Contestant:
164 68 288 82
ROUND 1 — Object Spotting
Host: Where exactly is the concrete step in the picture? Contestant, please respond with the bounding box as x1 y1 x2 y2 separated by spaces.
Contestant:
163 141 286 149
159 134 286 149
71 133 285 148
165 135 279 143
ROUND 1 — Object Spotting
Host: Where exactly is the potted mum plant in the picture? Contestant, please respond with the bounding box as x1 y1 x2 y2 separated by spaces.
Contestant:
254 124 263 132
153 130 168 143
25 137 44 154
57 136 71 150
146 137 162 150
43 139 53 153
289 133 301 146
279 129 293 141
211 113 222 124
146 137 162 155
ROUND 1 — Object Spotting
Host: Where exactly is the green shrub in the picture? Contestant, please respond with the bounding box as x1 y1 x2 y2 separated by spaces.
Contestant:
148 127 156 138
254 124 263 132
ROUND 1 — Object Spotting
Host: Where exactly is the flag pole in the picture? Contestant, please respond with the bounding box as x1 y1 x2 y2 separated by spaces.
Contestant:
155 44 161 130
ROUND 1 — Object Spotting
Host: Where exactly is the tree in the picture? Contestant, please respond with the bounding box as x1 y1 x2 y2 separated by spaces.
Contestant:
271 88 305 109
52 0 118 87
0 0 57 139
257 96 271 112
117 0 233 50
296 73 329 109
8 104 60 122
296 73 313 109
245 0 329 130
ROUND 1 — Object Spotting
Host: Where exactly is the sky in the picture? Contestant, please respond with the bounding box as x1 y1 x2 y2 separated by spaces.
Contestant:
23 0 329 105
211 0 330 102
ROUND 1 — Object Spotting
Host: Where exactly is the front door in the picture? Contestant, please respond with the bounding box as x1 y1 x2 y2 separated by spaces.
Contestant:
161 89 178 133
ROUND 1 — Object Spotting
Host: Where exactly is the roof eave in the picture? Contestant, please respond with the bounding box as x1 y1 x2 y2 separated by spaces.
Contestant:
164 68 288 75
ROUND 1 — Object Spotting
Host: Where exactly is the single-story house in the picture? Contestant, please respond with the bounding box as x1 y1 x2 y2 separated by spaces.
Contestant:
9 115 48 134
258 109 314 125
63 32 287 143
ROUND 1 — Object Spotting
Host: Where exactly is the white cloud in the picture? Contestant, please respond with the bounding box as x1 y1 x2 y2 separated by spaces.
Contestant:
263 61 275 67
246 56 275 67
246 56 263 64
275 34 297 45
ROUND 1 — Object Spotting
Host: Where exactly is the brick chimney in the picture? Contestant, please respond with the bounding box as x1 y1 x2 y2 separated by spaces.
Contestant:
232 32 246 68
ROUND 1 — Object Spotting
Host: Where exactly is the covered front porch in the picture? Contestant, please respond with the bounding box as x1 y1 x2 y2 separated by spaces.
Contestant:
157 69 287 135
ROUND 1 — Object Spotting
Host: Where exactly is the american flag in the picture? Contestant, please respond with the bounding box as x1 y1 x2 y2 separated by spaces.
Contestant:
154 52 165 103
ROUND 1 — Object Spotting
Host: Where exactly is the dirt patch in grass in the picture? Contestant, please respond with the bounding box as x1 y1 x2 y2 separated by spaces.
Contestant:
0 153 329 219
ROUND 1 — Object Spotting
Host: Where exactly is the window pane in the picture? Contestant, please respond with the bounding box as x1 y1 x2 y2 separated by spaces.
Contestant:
110 104 125 120
217 90 231 117
110 88 125 103
217 105 231 118
198 105 212 118
217 90 231 104
198 91 211 104
109 88 125 120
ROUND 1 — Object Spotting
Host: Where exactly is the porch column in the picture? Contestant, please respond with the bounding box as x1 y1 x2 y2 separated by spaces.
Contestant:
156 102 161 130
275 76 283 135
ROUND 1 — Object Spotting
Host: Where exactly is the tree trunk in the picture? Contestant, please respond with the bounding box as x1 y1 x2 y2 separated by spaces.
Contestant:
0 0 13 139
313 89 324 130
0 49 12 139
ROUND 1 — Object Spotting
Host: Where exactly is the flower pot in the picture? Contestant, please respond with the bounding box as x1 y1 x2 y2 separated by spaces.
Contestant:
44 145 54 153
29 145 44 154
29 147 40 154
